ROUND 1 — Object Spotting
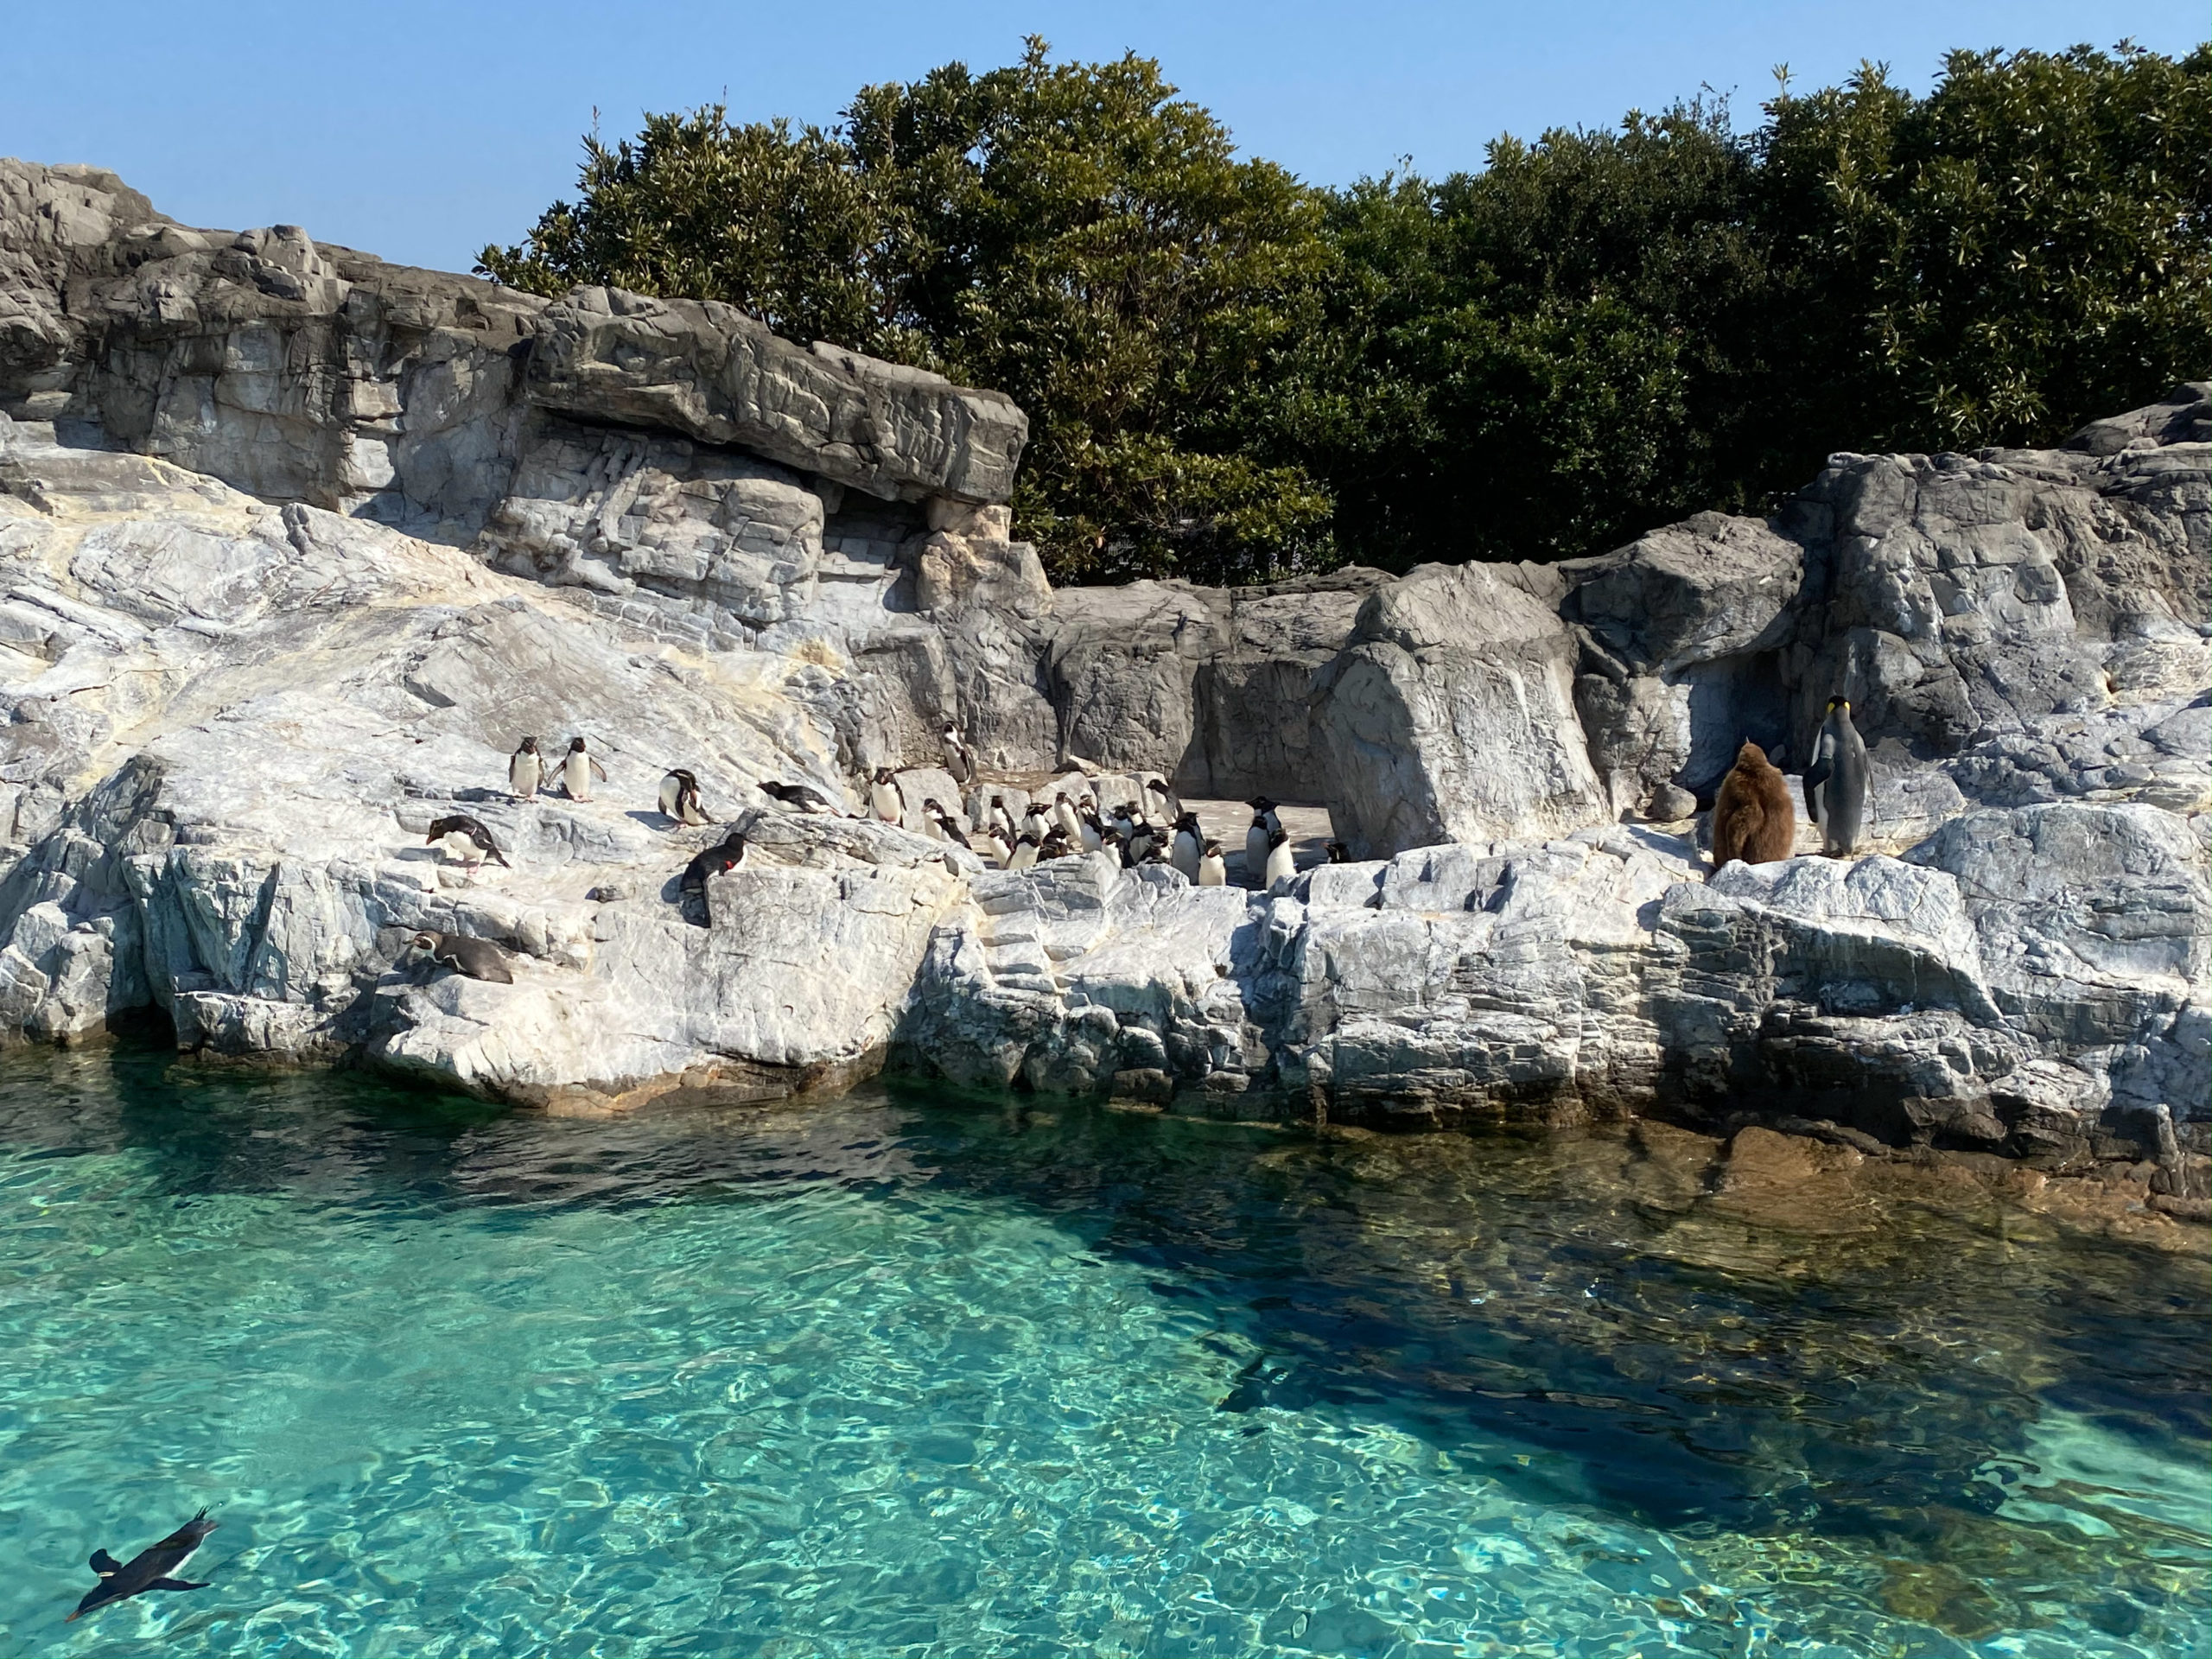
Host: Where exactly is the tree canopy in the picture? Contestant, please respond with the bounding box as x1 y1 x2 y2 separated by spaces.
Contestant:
482 39 2211 586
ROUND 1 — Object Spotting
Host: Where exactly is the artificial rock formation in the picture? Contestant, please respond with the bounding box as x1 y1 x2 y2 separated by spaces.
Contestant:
0 159 2206 1197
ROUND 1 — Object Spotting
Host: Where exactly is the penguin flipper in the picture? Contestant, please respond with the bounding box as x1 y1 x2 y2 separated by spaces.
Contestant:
1801 757 1830 820
590 758 608 781
89 1550 123 1576
146 1579 209 1592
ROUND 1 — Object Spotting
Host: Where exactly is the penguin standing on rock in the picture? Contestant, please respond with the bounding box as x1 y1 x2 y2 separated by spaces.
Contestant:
941 724 976 787
1802 696 1871 856
560 737 607 803
1052 791 1085 842
508 737 544 801
1325 840 1351 863
659 768 711 825
1169 811 1204 880
1710 741 1797 874
1096 827 1128 874
868 767 906 823
923 798 970 848
1006 832 1040 871
1262 826 1296 890
1197 839 1227 887
425 813 510 869
1244 798 1281 887
1075 799 1104 854
409 930 515 983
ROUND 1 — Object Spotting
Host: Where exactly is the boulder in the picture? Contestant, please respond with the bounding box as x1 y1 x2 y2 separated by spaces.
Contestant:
1313 562 1609 856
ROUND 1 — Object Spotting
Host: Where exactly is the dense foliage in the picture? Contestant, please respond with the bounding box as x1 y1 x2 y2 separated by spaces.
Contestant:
482 40 2211 585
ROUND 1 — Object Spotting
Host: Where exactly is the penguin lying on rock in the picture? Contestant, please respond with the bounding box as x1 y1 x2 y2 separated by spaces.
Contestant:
759 780 842 816
408 931 514 983
425 814 510 868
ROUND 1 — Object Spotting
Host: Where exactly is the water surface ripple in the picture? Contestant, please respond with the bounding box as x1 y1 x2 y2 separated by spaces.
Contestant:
0 1048 2202 1656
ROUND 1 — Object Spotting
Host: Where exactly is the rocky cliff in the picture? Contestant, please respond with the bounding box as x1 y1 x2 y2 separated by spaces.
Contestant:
1 159 2205 1206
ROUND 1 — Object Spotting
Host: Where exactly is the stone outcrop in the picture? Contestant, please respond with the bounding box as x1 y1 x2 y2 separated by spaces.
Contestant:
0 160 2204 1200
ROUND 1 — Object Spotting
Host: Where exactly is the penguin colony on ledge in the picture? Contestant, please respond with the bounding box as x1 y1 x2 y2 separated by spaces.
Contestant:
409 700 1871 979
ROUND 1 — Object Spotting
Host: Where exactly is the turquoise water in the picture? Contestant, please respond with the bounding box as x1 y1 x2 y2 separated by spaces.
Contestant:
0 1048 2204 1657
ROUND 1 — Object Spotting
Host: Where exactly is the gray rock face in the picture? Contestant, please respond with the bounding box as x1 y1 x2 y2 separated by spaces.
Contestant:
1313 562 1610 856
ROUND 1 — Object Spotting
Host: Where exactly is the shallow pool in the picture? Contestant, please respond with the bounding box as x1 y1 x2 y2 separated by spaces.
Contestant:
1 1047 2203 1656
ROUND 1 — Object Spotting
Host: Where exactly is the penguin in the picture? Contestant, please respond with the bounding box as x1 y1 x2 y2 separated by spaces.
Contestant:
1052 791 1085 842
868 766 905 824
1169 811 1203 880
986 794 1018 842
678 831 747 926
560 737 607 802
1325 840 1351 863
658 768 711 825
1141 774 1181 825
1802 696 1871 857
409 930 515 983
1244 805 1276 888
759 780 842 816
1262 826 1297 890
1710 740 1797 874
941 724 976 787
1096 827 1127 875
424 813 510 869
67 1510 218 1623
1039 827 1073 861
508 736 543 801
973 828 1011 867
1076 800 1104 854
1124 817 1159 863
922 798 971 849
1021 801 1052 844
1197 839 1228 887
1006 832 1040 872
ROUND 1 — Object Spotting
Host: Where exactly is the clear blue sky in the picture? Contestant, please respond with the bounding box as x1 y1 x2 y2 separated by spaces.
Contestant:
4 2 2200 275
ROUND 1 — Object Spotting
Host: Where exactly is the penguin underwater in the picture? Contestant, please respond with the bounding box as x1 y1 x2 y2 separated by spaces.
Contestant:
1802 696 1871 856
67 1510 219 1622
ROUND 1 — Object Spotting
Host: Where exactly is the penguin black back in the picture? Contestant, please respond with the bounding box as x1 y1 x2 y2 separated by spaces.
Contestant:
425 814 510 867
410 931 515 983
68 1510 218 1622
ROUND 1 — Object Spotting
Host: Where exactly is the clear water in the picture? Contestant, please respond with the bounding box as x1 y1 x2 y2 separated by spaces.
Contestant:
0 1047 2204 1658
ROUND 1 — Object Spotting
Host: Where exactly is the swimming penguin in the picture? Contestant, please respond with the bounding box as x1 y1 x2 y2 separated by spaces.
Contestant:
559 737 607 802
1262 825 1296 890
1325 840 1351 863
67 1510 218 1623
508 737 543 801
868 767 906 823
922 798 971 849
941 724 976 787
759 780 842 816
678 831 747 926
424 813 510 868
1710 740 1797 874
1802 696 1871 856
1197 839 1227 887
658 768 711 825
409 930 515 983
1006 832 1040 871
1170 811 1203 880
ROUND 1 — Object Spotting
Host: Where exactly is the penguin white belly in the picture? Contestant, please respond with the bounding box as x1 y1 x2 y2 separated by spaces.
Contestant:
1078 821 1103 853
869 782 901 822
1007 841 1038 871
564 753 593 801
510 754 539 799
1171 830 1201 880
680 791 712 826
1263 840 1296 888
1197 854 1226 887
1055 801 1084 840
658 776 683 819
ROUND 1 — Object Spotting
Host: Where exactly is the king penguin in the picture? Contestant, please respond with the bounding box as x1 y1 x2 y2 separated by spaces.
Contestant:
508 737 543 801
1802 696 1871 856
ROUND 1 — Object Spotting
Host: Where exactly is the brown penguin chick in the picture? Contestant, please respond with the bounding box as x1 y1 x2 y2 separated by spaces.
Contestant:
1709 741 1797 873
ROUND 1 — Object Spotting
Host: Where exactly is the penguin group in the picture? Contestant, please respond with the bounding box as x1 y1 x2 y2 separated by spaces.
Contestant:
1707 695 1872 877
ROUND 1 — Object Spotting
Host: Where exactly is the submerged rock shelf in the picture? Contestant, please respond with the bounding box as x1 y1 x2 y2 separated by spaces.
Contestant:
0 159 2205 1206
